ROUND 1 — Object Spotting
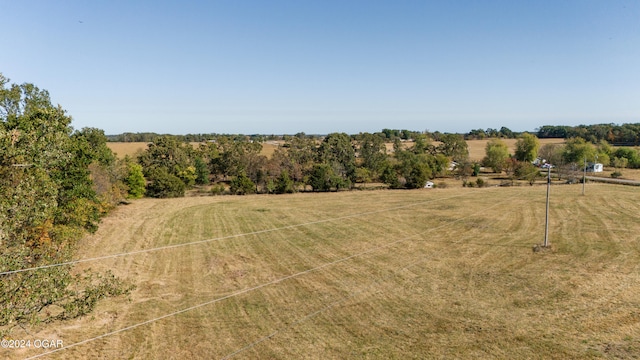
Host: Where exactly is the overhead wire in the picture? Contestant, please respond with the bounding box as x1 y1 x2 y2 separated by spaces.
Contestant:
25 194 508 360
220 198 512 358
1 192 480 277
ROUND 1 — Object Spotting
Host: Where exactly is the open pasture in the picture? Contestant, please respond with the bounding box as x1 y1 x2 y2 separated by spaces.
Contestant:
107 142 281 160
10 185 640 359
465 138 565 161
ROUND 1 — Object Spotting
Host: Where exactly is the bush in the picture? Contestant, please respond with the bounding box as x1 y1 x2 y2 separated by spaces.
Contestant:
611 171 623 178
309 163 345 192
145 167 186 198
124 163 146 199
275 170 295 194
230 172 256 195
210 183 226 195
476 178 486 188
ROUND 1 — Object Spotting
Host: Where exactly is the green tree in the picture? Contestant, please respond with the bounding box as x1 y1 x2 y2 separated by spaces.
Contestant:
138 135 194 196
437 134 469 162
124 162 146 198
145 166 186 198
308 163 347 191
138 136 191 174
194 157 210 185
275 170 295 194
393 150 433 189
612 156 628 170
613 147 640 168
229 172 256 195
514 161 541 185
0 74 133 335
483 139 510 173
562 137 597 164
357 132 387 178
514 133 540 162
380 161 401 189
318 133 356 185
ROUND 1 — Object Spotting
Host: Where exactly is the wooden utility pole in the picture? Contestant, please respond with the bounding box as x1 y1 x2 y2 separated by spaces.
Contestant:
582 157 587 196
544 166 550 247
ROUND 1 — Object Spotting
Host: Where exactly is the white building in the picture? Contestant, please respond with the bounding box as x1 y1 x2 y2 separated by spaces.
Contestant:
586 163 604 173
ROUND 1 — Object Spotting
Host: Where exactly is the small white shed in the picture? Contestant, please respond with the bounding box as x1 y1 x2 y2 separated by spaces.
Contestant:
587 163 603 173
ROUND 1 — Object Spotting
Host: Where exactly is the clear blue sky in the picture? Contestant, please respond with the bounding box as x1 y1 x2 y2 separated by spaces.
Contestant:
2 0 639 135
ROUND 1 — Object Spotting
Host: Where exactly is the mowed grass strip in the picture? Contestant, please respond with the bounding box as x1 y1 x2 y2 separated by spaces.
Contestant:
10 185 640 359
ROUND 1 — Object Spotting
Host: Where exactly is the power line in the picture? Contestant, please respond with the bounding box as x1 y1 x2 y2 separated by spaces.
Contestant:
221 199 514 359
1 192 478 276
25 197 507 360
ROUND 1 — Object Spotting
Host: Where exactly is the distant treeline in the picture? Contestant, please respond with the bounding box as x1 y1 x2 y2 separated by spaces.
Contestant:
107 129 510 143
108 123 640 146
107 129 428 143
536 124 640 145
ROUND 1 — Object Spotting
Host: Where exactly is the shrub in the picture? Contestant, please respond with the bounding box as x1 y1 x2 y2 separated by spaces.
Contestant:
210 183 226 195
275 170 295 194
145 167 186 198
611 171 623 178
230 172 256 195
124 163 146 199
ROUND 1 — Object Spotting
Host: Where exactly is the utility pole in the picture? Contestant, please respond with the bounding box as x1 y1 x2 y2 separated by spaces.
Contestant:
544 166 550 247
582 156 586 196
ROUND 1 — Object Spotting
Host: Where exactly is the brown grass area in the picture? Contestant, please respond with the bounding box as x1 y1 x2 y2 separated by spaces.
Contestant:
597 168 640 181
383 138 565 161
466 138 565 161
260 143 279 158
106 142 149 158
108 142 281 159
8 184 640 359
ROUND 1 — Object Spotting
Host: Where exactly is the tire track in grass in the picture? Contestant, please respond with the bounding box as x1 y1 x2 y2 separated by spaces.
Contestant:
24 191 502 359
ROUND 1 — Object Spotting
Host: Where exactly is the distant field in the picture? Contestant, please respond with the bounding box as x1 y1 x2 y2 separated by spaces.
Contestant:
466 138 565 161
10 184 640 359
107 142 149 158
107 142 280 159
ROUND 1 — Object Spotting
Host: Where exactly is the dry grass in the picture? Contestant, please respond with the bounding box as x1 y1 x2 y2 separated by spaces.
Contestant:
597 168 640 182
107 142 281 159
466 138 565 161
383 138 565 161
107 142 149 159
7 184 640 359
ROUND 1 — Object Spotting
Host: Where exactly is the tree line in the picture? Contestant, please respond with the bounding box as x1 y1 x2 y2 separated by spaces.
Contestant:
130 132 471 198
536 124 640 145
482 133 640 183
0 75 134 336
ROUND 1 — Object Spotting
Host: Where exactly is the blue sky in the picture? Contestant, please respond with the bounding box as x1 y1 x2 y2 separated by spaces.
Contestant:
2 0 639 135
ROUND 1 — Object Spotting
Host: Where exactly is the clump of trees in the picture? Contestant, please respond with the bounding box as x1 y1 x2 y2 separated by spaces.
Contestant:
130 129 472 196
481 131 640 185
537 124 640 145
0 74 134 336
466 126 518 140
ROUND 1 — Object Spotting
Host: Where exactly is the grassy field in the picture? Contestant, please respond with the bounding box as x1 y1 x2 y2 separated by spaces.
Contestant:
106 142 150 158
7 184 640 359
465 138 565 161
107 142 281 160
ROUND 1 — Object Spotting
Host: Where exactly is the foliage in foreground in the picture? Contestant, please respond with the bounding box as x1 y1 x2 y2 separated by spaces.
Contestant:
0 74 134 335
